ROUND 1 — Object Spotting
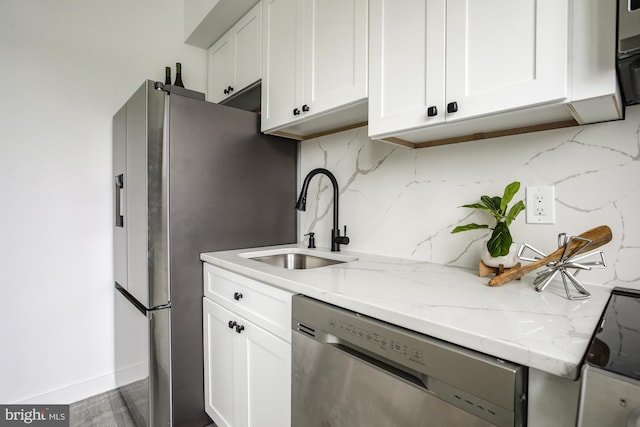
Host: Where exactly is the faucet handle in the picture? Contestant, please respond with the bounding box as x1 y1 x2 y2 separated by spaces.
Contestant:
335 226 350 246
304 232 316 249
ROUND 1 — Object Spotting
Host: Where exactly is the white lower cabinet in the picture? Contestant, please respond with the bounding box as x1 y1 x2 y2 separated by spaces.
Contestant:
203 264 292 427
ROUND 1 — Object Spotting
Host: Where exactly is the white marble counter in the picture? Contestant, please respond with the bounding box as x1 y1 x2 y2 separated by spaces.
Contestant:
201 243 613 379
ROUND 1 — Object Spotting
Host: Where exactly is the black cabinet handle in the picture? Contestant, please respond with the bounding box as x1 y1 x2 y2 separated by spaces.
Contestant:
233 292 243 301
427 106 438 117
223 86 234 95
235 324 245 334
115 174 124 227
228 320 237 329
447 102 458 113
293 108 300 116
302 104 310 112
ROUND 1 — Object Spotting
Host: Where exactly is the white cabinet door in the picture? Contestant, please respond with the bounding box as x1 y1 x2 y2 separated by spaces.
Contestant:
232 2 262 95
203 296 292 427
368 0 445 136
261 0 368 134
261 0 301 131
302 0 368 117
444 0 568 122
231 3 262 91
369 0 570 140
208 2 262 103
203 298 239 427
208 32 235 103
244 317 291 427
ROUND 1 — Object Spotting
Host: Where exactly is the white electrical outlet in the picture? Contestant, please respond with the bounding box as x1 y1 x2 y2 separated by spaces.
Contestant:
526 186 556 224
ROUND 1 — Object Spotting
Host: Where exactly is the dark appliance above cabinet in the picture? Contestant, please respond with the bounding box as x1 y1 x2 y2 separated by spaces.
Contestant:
618 0 640 105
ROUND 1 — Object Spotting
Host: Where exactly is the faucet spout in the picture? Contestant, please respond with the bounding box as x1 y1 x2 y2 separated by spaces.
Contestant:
296 168 349 252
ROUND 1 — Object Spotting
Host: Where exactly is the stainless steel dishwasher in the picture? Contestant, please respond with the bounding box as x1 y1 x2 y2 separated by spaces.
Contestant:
291 295 527 427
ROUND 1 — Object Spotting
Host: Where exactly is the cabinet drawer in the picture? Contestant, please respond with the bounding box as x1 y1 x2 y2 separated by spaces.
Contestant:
203 263 292 342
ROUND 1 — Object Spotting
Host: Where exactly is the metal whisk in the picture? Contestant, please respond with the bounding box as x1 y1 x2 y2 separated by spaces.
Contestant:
518 233 607 300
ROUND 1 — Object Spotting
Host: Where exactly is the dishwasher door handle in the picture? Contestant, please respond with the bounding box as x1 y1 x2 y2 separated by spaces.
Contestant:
327 342 429 391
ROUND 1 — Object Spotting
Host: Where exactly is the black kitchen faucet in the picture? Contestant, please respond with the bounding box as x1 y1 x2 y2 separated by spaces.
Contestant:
295 168 349 252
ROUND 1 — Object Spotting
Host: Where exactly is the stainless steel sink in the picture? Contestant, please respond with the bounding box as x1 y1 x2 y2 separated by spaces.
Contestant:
240 249 356 270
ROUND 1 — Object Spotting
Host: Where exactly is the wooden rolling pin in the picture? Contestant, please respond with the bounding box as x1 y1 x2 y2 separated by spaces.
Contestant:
488 225 612 287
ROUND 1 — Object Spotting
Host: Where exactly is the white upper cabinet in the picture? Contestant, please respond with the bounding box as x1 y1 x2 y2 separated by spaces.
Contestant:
444 0 567 121
301 0 368 119
208 33 234 103
368 0 446 135
233 4 262 94
369 0 621 148
261 0 368 138
185 0 260 49
260 0 299 132
208 2 262 103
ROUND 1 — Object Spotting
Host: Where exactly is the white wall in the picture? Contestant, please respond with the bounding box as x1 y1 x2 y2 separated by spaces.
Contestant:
299 107 640 290
0 0 207 403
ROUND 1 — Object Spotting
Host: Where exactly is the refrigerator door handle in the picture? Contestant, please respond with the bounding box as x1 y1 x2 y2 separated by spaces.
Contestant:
116 282 171 315
116 283 147 316
115 174 124 227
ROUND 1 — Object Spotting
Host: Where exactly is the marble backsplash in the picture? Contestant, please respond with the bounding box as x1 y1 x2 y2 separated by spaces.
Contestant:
298 105 640 289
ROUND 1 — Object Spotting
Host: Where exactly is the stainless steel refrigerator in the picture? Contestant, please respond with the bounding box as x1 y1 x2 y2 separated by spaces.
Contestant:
113 80 297 426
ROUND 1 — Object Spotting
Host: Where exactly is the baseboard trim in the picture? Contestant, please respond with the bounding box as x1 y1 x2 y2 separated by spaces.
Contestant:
17 371 121 405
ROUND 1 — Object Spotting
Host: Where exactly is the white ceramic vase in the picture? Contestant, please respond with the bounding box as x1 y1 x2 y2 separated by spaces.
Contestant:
480 239 519 268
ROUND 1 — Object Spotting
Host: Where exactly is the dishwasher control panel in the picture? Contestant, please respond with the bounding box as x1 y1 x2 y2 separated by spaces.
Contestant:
328 317 425 365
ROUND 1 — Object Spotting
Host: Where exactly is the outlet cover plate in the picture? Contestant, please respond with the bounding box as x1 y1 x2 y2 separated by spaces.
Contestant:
526 186 556 224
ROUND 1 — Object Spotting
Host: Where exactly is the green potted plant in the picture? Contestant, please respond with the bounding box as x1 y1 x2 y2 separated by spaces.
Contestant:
451 181 525 267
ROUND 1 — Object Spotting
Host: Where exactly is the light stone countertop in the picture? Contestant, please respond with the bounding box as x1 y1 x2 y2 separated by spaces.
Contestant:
200 243 613 380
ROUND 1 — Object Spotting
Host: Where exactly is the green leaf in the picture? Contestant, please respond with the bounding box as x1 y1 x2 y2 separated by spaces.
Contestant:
505 200 525 226
451 223 490 233
481 195 501 213
486 222 513 257
481 196 503 221
460 204 495 217
500 181 521 212
460 203 489 210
